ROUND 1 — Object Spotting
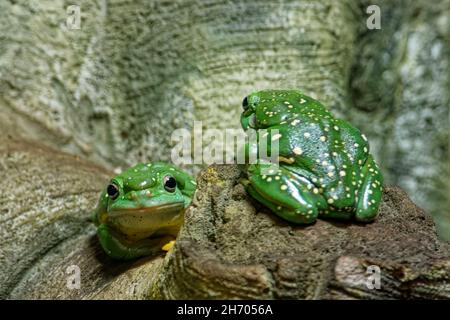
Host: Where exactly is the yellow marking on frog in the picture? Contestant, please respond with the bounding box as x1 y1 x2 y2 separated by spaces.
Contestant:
162 240 176 251
278 156 295 164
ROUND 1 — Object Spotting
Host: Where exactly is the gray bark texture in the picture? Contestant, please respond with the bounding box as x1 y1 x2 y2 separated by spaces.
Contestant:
0 0 449 299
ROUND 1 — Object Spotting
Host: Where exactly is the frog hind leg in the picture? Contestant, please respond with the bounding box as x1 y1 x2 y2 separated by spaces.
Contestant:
96 224 173 260
245 163 327 224
355 155 383 222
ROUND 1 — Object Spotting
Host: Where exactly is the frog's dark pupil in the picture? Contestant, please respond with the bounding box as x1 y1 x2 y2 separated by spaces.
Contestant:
107 184 119 199
242 96 249 110
164 176 177 192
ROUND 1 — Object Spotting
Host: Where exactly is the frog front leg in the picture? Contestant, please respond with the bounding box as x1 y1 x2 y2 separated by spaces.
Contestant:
244 163 327 224
355 155 383 222
96 224 174 260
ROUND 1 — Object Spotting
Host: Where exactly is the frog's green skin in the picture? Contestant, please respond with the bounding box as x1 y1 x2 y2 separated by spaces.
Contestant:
240 90 383 224
93 162 196 260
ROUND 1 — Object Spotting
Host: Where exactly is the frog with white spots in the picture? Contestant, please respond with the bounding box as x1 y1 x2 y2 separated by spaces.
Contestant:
240 90 383 224
92 162 196 260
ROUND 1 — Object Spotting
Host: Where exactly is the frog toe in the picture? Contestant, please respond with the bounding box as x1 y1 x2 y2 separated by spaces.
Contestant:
162 240 176 251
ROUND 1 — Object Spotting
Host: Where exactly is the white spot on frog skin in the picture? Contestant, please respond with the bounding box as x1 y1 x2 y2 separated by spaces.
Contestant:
291 119 300 125
339 171 346 177
322 160 328 166
327 172 334 177
275 176 280 180
313 188 319 194
293 147 303 155
362 134 368 141
304 132 311 138
267 177 272 182
332 152 338 156
363 147 368 153
140 181 147 187
334 125 339 131
300 98 306 104
281 185 288 190
354 143 359 147
320 136 326 142
327 198 334 204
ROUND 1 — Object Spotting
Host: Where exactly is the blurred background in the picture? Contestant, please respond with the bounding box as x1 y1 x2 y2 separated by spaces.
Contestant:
0 0 449 240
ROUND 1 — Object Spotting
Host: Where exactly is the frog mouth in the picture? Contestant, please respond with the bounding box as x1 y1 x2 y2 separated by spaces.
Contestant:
107 201 185 240
108 201 185 218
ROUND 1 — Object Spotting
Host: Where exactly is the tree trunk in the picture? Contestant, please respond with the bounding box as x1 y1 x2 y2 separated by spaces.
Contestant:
0 0 449 299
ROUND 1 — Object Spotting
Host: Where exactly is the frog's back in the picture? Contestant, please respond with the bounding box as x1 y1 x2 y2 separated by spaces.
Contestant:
269 91 371 210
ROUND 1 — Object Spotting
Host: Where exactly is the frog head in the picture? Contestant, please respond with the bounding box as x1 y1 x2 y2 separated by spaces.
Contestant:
97 163 191 241
240 90 299 131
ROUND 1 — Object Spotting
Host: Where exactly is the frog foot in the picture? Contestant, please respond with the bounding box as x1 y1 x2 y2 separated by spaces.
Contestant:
162 240 176 251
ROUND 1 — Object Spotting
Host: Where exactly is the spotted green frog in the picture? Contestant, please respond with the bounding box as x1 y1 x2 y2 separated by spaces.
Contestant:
240 90 383 224
92 162 196 260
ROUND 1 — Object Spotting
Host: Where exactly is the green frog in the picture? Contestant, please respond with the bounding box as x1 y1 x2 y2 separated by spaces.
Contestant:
240 90 383 224
92 162 196 260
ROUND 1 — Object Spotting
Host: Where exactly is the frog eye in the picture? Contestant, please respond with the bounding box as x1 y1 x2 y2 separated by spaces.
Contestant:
106 183 120 200
242 96 249 110
163 176 177 192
